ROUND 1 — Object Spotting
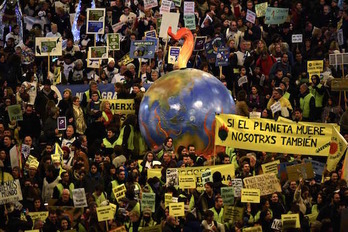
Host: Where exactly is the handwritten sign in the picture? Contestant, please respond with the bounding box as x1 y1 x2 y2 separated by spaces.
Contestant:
265 7 289 25
28 211 49 222
246 10 256 24
184 2 194 15
221 187 234 205
292 34 303 43
141 193 156 212
286 162 314 181
96 205 115 221
144 0 158 10
231 178 243 197
243 173 281 196
112 184 126 202
223 206 244 223
255 2 268 17
0 180 23 205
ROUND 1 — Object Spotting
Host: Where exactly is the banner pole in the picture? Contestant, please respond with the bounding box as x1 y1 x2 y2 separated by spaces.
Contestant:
163 38 169 65
219 66 223 79
48 53 50 78
138 59 142 80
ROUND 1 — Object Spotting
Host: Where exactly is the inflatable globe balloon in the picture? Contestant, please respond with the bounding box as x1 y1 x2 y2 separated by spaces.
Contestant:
139 68 235 156
139 27 235 156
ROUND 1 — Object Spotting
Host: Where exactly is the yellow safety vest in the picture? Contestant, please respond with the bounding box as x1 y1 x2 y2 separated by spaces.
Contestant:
116 125 134 150
56 182 75 199
309 84 324 108
300 93 314 118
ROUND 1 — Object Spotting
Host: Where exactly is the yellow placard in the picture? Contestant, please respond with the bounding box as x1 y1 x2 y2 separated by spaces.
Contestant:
112 184 126 202
241 188 260 203
243 173 281 196
261 160 280 174
96 205 114 221
28 212 48 222
147 168 162 179
139 225 162 232
215 114 335 156
104 99 135 115
242 226 262 232
307 60 323 73
223 206 244 223
169 202 185 217
165 193 172 208
281 213 300 229
179 175 196 189
25 230 40 232
152 164 234 191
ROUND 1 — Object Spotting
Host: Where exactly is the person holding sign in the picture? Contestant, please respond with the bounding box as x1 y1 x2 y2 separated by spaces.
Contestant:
266 87 293 119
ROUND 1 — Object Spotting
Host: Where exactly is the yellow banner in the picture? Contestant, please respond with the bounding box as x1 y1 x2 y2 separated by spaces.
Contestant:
261 160 280 174
96 205 114 221
166 164 235 191
243 173 281 196
281 214 300 229
104 99 135 115
327 126 348 171
179 175 196 189
169 202 185 217
215 114 335 156
241 188 260 203
28 212 48 222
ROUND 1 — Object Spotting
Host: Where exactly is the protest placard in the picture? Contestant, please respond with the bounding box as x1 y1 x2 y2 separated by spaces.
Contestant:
246 10 256 24
281 214 300 229
112 184 126 202
72 188 87 208
243 226 262 232
141 192 156 212
168 46 180 64
286 162 314 181
194 36 207 51
184 15 196 30
8 104 23 121
118 53 134 66
160 0 171 14
231 178 243 197
255 2 268 17
35 37 62 56
338 29 344 46
130 41 156 59
159 164 234 191
165 193 172 208
205 37 224 63
166 169 179 186
28 212 49 222
270 101 281 114
145 36 159 52
223 206 244 223
261 160 280 174
139 225 162 232
241 188 260 203
184 2 194 15
292 34 303 43
159 12 180 39
96 205 114 221
145 30 157 38
215 46 230 67
271 219 282 231
144 0 158 10
243 173 281 196
249 111 261 118
87 8 105 34
215 114 335 156
201 169 212 185
221 187 234 205
172 0 181 7
169 202 185 217
21 144 30 160
305 159 325 182
88 46 108 60
57 116 66 130
307 60 323 73
87 58 100 69
107 33 120 50
105 99 135 115
265 7 289 24
0 180 23 205
179 175 196 189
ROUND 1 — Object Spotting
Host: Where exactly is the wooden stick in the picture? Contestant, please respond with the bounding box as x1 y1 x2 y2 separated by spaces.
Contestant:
219 66 223 79
138 59 142 80
48 53 50 78
105 221 109 231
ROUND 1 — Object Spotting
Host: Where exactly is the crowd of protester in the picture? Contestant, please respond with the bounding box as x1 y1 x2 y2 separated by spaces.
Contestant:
1 0 348 231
